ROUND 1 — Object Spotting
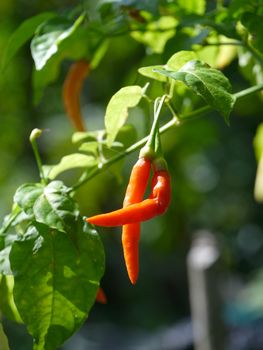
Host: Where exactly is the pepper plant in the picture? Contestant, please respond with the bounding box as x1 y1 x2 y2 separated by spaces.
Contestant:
1 0 263 349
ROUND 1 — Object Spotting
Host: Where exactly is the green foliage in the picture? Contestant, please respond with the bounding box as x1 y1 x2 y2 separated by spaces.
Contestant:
2 0 263 348
10 222 104 350
1 12 55 70
154 60 235 122
105 85 143 146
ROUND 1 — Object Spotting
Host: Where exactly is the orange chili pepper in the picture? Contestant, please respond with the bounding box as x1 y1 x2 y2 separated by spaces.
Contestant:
95 287 107 304
86 168 171 227
63 60 90 131
122 157 151 284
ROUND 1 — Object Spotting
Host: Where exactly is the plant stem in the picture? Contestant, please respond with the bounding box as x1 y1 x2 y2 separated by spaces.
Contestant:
72 82 263 191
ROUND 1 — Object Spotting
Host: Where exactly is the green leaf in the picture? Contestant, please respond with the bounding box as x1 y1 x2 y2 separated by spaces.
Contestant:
177 0 206 15
32 181 79 233
254 123 263 161
48 153 97 180
0 233 19 275
31 14 85 70
154 60 235 122
14 183 44 216
105 86 142 147
131 16 177 53
138 65 167 82
72 130 105 144
1 12 55 70
0 275 23 324
138 51 197 82
0 320 10 350
166 51 198 71
10 222 104 350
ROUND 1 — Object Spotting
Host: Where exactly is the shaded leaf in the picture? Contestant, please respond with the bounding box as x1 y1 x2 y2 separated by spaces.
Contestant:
1 12 55 70
105 86 142 147
0 275 23 324
10 222 104 350
48 154 97 180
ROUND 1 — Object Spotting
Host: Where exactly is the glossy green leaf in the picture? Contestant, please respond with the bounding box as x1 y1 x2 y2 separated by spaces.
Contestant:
10 222 104 350
31 14 85 70
105 86 142 147
48 153 97 180
14 183 44 216
154 60 235 122
1 12 55 70
32 181 79 232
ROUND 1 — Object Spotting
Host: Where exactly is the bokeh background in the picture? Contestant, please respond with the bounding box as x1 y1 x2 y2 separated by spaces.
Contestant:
1 1 263 349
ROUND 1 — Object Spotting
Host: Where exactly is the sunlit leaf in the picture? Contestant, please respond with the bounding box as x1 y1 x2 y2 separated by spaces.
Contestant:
31 14 85 70
166 51 197 70
10 222 104 350
154 60 235 122
138 65 167 82
177 0 206 15
105 86 142 147
131 16 178 53
48 153 97 180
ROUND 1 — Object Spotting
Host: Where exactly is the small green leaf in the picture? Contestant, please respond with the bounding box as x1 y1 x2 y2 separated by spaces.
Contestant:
10 222 104 350
138 65 167 82
0 275 23 324
166 51 197 71
79 142 99 156
154 60 235 122
31 14 85 70
33 181 79 232
1 12 55 70
48 153 97 180
14 183 44 216
105 86 142 147
72 130 104 144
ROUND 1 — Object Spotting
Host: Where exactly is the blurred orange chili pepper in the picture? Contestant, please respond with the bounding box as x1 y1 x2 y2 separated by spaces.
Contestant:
63 60 90 131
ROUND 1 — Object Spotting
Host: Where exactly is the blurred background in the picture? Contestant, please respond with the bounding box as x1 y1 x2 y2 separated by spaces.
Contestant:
1 1 263 349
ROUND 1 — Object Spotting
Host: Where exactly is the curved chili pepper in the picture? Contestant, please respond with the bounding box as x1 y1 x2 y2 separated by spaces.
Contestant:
63 60 90 131
86 169 171 226
122 157 151 284
95 287 107 304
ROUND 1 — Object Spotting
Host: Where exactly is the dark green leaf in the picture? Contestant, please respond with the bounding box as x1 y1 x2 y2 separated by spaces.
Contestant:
154 60 235 122
1 12 55 70
33 181 79 232
10 222 104 350
14 183 44 216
